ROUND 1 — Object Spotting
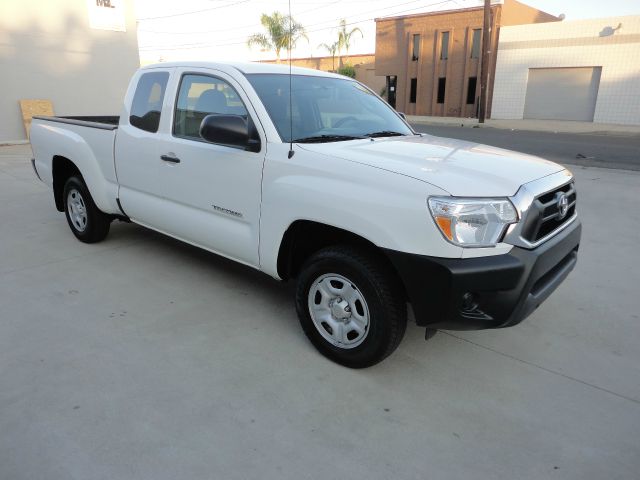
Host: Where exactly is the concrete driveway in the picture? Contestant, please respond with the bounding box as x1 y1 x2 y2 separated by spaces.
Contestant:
411 123 640 171
1 144 639 479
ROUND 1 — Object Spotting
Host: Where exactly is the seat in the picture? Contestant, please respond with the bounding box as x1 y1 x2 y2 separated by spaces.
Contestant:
179 89 230 138
195 89 228 115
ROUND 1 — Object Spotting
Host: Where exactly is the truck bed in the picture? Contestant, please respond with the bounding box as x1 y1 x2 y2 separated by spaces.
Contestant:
30 114 122 215
32 115 119 130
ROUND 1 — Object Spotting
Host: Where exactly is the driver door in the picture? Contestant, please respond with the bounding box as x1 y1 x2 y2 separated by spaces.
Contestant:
151 69 266 267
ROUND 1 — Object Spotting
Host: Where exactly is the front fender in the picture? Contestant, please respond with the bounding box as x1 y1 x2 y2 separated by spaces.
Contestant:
259 144 462 279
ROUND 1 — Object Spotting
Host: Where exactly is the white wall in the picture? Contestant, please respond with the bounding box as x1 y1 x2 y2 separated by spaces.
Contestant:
0 0 140 142
492 15 640 125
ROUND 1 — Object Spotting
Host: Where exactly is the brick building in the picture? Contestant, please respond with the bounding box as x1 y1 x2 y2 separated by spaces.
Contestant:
374 0 558 118
261 54 385 96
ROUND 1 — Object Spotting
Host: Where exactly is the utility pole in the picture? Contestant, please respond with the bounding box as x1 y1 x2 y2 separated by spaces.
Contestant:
478 0 491 123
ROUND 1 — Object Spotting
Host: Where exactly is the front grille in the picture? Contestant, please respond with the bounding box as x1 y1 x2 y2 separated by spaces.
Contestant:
521 182 576 243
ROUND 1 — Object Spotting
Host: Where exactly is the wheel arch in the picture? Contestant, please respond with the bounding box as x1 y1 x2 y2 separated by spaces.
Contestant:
52 155 82 212
276 220 407 300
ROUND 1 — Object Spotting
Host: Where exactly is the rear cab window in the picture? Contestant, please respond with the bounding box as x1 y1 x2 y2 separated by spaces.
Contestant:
129 71 170 133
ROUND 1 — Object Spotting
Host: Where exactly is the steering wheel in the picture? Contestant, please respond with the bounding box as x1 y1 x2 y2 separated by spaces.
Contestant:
333 116 359 128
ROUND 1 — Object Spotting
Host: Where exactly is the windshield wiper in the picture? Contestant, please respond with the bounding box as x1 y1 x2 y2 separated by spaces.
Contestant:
292 134 365 143
364 131 408 138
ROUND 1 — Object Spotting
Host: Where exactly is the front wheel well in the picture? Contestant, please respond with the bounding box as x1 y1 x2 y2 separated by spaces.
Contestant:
52 156 81 211
276 220 406 299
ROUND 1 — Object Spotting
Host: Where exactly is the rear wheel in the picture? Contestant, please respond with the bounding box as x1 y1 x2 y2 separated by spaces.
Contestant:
63 176 111 243
295 246 407 368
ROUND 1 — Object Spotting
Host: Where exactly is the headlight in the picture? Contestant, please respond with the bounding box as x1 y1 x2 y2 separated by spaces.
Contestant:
428 197 518 247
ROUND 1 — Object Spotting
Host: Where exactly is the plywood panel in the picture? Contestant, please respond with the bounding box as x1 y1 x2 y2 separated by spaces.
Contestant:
19 99 54 138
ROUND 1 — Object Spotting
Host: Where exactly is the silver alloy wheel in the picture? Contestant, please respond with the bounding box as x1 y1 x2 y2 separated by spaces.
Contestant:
307 273 370 349
67 188 88 233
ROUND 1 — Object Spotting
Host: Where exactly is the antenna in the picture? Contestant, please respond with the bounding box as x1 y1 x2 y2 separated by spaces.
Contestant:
287 0 295 159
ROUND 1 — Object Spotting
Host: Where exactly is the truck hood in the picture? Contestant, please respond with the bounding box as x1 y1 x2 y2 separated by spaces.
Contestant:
299 134 565 197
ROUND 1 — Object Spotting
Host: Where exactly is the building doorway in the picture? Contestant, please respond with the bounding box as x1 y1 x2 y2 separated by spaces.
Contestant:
523 67 602 122
386 75 397 109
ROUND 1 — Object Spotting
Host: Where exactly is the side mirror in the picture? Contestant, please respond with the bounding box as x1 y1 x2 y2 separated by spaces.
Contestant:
398 112 407 120
199 114 260 152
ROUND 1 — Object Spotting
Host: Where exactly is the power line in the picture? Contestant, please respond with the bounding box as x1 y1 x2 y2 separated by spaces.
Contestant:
138 0 343 34
139 0 454 51
140 0 452 50
137 0 251 21
139 0 406 24
139 0 431 34
294 0 443 31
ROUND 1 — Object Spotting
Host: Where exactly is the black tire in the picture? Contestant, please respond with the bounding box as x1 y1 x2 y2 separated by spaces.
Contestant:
295 246 407 368
62 176 111 243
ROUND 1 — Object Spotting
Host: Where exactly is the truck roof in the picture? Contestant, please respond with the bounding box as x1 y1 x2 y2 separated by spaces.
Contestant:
140 61 341 78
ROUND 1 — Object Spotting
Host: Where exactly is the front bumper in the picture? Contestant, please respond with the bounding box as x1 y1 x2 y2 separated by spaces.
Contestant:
384 219 581 330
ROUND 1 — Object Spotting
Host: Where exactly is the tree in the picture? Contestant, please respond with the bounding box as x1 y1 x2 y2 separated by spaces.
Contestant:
337 64 356 78
318 41 339 71
337 19 363 65
247 12 308 63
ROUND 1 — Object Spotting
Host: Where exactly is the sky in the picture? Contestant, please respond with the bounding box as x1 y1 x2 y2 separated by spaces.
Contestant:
134 0 640 64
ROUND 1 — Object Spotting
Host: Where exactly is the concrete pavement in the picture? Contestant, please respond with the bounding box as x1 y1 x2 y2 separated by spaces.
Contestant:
411 123 640 171
407 115 640 135
1 144 639 479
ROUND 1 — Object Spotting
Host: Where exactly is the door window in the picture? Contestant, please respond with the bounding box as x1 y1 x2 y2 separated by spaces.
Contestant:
174 74 248 141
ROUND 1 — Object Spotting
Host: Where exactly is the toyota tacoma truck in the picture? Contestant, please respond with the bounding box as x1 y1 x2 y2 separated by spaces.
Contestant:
30 62 581 368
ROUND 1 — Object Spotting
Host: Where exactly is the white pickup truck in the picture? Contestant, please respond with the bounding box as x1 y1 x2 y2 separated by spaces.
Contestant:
30 61 581 367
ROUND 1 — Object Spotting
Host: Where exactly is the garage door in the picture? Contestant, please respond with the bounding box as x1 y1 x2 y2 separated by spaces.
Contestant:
523 67 602 122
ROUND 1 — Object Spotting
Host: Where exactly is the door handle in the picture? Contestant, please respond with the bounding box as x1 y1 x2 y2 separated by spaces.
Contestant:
160 154 181 163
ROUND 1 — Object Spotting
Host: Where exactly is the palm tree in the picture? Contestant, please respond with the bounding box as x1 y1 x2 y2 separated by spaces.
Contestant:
247 12 308 63
337 19 363 65
318 41 339 71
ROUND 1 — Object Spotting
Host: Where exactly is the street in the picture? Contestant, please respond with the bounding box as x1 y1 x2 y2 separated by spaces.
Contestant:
412 124 640 171
1 143 639 480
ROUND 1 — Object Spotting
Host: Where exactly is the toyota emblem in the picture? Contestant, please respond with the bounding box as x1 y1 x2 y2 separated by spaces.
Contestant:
557 193 569 219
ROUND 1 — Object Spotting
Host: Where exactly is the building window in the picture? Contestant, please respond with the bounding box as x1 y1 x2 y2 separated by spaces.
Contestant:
466 77 477 104
440 31 449 60
437 77 446 104
409 78 417 103
471 28 482 59
412 34 420 61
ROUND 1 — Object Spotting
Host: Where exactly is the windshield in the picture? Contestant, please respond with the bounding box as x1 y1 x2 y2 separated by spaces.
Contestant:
245 74 414 143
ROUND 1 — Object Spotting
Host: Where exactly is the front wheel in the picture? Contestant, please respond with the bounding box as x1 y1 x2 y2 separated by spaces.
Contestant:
63 176 111 243
295 246 407 368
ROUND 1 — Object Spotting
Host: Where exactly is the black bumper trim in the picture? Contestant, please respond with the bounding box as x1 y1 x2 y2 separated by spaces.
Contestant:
384 220 581 330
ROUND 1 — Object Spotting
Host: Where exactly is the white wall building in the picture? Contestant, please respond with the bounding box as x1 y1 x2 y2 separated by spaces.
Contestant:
0 0 140 142
491 15 640 125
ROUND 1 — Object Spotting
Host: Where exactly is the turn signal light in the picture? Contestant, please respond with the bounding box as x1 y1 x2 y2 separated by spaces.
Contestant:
434 216 453 241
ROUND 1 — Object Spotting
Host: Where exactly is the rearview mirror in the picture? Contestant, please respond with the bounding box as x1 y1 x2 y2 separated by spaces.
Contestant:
199 114 260 152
